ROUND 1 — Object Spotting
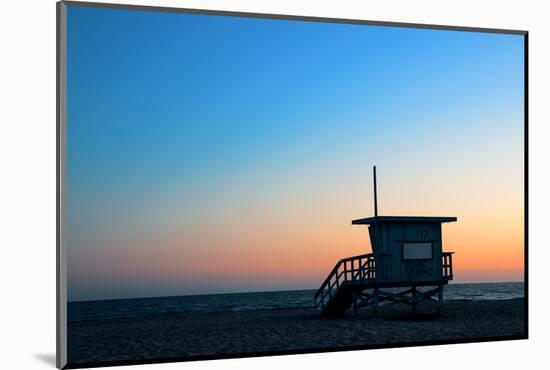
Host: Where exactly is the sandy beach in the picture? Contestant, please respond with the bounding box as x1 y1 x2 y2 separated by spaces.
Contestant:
67 298 525 367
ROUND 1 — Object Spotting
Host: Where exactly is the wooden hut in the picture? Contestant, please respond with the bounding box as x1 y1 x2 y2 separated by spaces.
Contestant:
314 166 456 316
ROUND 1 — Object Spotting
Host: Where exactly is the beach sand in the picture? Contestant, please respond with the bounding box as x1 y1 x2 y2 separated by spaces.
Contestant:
67 298 525 366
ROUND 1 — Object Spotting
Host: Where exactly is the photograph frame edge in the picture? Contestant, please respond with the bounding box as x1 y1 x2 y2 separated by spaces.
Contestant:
62 0 528 36
57 1 68 369
56 1 529 368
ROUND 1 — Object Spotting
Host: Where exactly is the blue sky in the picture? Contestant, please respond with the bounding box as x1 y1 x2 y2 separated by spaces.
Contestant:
66 6 524 301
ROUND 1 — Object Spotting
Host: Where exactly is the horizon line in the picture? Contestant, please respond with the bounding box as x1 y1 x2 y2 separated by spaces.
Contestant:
68 280 525 303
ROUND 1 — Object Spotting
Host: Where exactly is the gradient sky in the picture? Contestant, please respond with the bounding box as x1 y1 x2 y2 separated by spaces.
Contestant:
66 6 525 301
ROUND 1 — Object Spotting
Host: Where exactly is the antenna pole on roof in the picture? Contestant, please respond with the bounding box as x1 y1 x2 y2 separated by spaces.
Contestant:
373 165 378 217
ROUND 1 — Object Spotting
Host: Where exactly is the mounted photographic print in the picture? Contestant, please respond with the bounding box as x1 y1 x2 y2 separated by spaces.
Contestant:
57 1 528 368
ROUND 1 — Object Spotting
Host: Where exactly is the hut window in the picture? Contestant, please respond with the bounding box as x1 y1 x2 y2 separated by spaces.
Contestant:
403 242 433 260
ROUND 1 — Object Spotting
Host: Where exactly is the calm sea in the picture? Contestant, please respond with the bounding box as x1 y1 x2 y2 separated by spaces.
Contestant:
68 282 524 322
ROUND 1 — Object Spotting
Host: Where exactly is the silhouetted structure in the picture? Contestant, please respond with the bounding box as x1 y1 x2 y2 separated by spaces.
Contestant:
314 166 456 316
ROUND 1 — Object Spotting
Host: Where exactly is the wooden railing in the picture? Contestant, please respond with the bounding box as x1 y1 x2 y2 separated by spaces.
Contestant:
314 253 376 311
442 252 454 280
314 251 455 312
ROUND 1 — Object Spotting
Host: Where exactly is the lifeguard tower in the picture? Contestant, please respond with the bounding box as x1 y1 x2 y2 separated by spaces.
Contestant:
314 166 456 316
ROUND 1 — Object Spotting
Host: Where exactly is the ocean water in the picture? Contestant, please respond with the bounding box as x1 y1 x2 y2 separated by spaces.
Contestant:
68 282 524 322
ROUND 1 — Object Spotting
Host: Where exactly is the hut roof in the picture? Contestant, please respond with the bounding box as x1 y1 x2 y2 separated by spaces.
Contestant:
352 216 457 225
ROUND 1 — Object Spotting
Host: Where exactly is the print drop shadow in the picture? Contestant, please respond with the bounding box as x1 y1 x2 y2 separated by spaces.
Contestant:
34 353 56 367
